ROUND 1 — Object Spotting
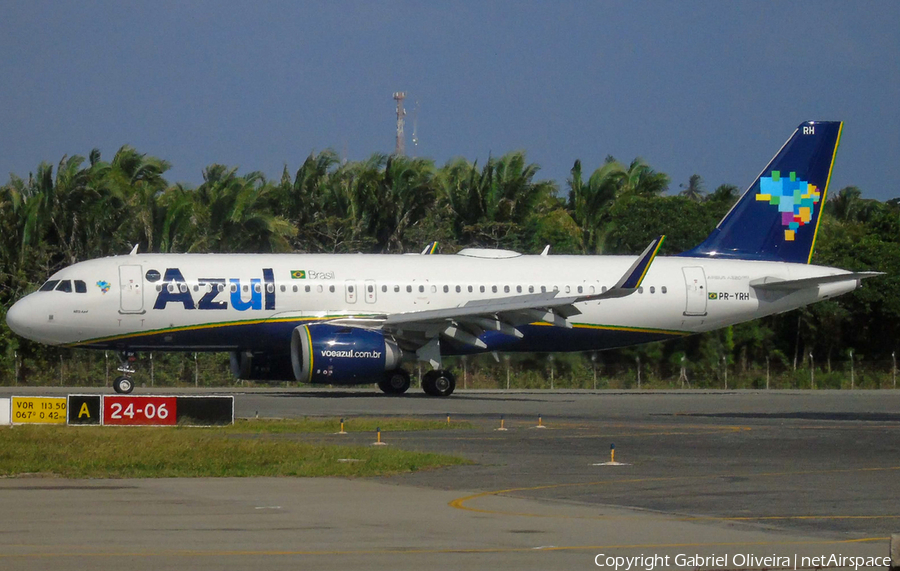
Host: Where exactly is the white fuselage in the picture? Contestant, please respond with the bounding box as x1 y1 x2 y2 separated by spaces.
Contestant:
6 252 858 353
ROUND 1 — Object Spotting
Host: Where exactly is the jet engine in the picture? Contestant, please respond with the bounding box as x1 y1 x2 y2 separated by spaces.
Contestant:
291 323 402 384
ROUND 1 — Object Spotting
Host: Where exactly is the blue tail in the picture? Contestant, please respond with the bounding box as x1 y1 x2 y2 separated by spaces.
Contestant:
681 121 842 264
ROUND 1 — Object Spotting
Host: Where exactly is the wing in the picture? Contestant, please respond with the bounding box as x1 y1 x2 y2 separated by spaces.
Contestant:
327 237 665 367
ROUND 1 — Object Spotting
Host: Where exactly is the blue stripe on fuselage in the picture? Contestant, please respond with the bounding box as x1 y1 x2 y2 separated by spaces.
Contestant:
75 319 687 353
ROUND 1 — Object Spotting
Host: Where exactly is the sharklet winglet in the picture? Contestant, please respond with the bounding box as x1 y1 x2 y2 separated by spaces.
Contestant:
617 236 665 291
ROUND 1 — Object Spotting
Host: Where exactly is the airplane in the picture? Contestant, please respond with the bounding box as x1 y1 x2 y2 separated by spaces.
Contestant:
5 121 881 396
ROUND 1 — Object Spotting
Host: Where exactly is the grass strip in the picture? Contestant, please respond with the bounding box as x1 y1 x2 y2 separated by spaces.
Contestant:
0 423 468 479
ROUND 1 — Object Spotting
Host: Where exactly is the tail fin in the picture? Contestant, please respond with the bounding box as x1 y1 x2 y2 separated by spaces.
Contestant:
681 121 842 264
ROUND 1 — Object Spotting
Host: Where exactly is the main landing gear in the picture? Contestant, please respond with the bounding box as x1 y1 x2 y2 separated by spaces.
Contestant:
378 369 411 395
422 369 456 397
377 368 457 397
113 351 137 394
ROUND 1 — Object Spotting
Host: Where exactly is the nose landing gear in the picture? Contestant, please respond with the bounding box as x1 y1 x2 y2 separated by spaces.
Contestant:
113 351 137 394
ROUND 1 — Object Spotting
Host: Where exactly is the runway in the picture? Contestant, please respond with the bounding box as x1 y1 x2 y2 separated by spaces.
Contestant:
2 388 899 570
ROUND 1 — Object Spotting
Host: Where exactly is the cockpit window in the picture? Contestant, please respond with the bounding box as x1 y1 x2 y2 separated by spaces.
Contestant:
40 280 60 292
55 280 73 293
74 280 87 293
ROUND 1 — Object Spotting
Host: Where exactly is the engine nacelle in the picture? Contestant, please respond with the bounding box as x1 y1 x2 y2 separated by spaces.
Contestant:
291 324 402 384
230 351 294 381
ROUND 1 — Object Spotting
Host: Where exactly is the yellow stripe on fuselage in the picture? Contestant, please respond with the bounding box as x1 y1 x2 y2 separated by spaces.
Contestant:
69 315 357 346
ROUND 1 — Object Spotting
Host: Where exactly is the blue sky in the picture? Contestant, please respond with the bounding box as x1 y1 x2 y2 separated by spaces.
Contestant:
1 1 898 200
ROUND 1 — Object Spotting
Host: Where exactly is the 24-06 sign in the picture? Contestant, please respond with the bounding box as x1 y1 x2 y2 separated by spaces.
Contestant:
102 396 177 426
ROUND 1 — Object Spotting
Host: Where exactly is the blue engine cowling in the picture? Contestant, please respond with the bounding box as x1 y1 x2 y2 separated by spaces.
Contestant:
291 324 402 384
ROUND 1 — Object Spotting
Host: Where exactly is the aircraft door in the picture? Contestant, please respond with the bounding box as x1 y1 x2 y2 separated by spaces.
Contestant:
364 279 377 303
682 266 708 316
345 280 357 304
119 265 145 314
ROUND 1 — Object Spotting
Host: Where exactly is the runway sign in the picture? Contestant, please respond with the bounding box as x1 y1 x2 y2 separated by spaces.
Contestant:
0 398 9 425
67 395 101 425
11 397 66 424
98 396 233 426
103 396 177 426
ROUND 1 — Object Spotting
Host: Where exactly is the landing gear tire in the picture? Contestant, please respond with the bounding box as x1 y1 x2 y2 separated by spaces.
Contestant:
422 370 456 397
378 369 411 395
113 376 134 394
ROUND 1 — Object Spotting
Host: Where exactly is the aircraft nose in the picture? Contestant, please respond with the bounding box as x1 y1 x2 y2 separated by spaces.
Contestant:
6 296 35 339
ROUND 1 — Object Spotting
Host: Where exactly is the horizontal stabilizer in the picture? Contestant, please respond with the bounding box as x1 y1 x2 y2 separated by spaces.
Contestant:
750 272 882 291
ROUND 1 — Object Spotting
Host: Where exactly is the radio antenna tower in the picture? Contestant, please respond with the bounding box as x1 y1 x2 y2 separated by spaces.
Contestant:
393 91 406 156
411 100 419 157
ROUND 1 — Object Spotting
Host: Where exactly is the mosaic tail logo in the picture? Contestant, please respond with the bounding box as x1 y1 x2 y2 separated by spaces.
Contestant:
755 170 821 241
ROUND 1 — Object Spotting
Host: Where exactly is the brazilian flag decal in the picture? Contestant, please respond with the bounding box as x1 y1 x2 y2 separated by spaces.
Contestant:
291 270 306 279
708 292 718 300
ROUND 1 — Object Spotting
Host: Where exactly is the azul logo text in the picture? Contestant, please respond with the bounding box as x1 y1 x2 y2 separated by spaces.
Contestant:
153 268 276 311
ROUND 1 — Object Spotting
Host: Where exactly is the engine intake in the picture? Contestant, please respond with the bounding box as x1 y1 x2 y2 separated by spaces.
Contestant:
291 324 402 384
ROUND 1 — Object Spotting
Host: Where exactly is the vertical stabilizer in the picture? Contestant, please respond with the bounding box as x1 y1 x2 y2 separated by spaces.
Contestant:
681 121 842 263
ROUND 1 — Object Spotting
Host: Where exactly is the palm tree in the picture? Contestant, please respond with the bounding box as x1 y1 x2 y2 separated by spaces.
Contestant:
679 174 706 202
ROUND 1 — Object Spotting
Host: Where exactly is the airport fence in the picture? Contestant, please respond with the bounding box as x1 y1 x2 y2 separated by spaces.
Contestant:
1 348 897 390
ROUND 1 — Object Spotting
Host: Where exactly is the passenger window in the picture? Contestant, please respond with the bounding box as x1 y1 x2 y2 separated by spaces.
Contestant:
292 285 298 292
180 284 188 293
602 286 608 293
280 285 286 292
516 286 522 293
419 285 425 293
305 285 311 292
443 285 449 293
393 285 399 293
193 285 199 292
382 285 387 293
218 284 225 292
662 286 667 294
650 286 655 294
528 285 534 293
541 286 546 293
577 286 583 294
480 286 485 293
156 285 162 292
317 285 323 293
56 280 72 293
243 285 249 293
492 286 497 293
266 284 274 293
638 287 644 294
468 286 473 293
74 280 87 293
565 285 571 293
40 280 60 292
407 285 412 293
348 285 354 293
431 285 437 293
368 285 374 293
329 285 335 293
456 285 461 293
503 286 510 293
553 286 559 292
590 285 595 294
